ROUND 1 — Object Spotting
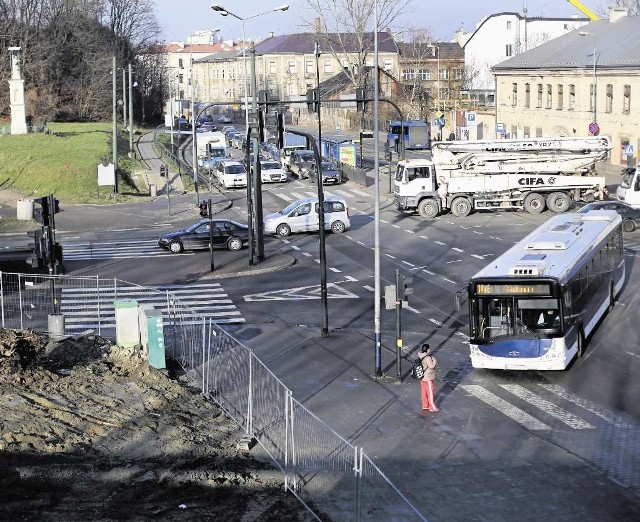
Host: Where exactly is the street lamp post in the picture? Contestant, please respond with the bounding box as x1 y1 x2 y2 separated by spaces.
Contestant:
580 31 597 124
373 0 382 376
211 4 289 130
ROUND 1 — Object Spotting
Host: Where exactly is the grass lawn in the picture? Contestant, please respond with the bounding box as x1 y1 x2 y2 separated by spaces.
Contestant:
0 122 148 204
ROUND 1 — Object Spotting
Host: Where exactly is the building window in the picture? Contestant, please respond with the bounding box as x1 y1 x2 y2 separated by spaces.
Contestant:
524 83 530 108
536 127 542 138
439 68 448 80
454 68 464 80
305 60 313 74
402 69 416 81
546 84 552 109
269 61 276 74
506 44 513 57
178 58 184 69
524 126 530 138
569 84 575 110
507 20 512 30
383 58 392 71
324 59 333 73
557 84 563 110
512 83 518 107
178 74 184 84
623 85 631 114
510 126 518 139
590 84 596 112
287 60 296 74
606 84 613 113
537 84 543 108
419 69 430 81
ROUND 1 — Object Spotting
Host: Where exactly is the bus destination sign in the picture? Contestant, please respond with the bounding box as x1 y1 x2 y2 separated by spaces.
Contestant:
476 283 550 296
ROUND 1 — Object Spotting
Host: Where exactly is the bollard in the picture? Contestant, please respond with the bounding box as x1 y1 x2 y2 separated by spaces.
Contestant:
16 199 34 220
48 314 65 340
149 184 157 197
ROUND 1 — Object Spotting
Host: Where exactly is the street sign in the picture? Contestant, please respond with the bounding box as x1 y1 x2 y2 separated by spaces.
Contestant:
466 111 476 123
434 116 445 127
589 122 600 136
436 111 444 119
496 122 505 133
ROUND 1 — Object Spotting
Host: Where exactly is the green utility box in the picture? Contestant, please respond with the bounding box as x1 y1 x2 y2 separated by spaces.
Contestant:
139 305 166 369
114 298 139 348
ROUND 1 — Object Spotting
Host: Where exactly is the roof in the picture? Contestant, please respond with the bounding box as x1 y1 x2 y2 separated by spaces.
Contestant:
463 12 590 49
398 41 463 61
493 15 640 71
254 32 398 54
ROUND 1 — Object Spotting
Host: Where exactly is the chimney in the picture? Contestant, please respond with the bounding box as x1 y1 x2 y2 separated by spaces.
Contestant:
268 32 274 38
610 7 628 23
315 17 322 33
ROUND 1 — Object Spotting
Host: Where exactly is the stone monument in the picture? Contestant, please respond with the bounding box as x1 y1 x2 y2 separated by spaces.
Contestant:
8 46 28 134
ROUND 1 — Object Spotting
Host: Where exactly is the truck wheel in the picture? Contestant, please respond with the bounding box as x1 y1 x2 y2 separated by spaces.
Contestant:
451 197 472 217
524 193 545 214
418 199 439 219
546 192 571 213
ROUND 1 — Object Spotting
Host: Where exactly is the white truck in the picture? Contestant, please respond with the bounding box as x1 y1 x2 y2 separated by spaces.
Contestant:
616 166 640 208
394 137 610 218
196 131 227 166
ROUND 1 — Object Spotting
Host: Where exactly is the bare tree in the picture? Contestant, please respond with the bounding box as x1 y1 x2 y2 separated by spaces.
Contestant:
303 0 413 87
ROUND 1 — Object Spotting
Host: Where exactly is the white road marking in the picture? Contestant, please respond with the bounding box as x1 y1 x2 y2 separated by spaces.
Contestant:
329 267 341 273
291 245 302 251
451 247 464 252
402 261 416 267
422 269 435 275
404 229 416 234
428 318 443 326
434 240 446 246
363 285 375 291
446 259 462 264
419 235 429 239
386 253 396 259
357 241 366 246
244 283 358 301
538 384 633 428
500 384 595 429
473 231 484 235
391 224 401 228
302 252 313 257
461 385 551 431
471 254 485 259
344 276 358 282
405 305 420 314
441 277 456 284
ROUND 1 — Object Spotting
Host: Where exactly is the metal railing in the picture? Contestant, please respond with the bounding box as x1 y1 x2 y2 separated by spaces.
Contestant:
0 271 426 521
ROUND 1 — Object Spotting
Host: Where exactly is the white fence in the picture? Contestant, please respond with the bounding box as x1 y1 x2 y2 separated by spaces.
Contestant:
0 271 427 521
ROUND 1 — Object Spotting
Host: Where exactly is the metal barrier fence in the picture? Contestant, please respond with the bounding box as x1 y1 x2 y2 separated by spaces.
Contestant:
0 271 426 521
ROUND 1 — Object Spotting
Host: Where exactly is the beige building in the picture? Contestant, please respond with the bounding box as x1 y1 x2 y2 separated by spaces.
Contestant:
492 9 639 166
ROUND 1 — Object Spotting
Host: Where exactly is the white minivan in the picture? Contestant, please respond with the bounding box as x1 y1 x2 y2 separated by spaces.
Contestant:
216 160 247 188
263 195 351 237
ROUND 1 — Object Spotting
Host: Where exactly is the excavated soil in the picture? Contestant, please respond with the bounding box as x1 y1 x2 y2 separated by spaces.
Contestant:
0 328 319 521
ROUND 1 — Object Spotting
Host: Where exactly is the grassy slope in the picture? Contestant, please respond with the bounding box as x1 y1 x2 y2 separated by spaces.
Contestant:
0 122 146 204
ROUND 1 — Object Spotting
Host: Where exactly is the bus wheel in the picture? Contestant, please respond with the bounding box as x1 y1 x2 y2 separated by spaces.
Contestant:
451 197 472 217
577 328 586 358
622 219 636 233
608 281 616 312
524 193 546 214
546 192 571 213
418 199 439 219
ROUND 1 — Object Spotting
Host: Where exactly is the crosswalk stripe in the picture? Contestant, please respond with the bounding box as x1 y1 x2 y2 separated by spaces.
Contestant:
461 385 551 431
499 384 595 429
538 384 632 428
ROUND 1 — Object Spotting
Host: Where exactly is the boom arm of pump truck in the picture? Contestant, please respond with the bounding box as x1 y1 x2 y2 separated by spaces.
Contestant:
566 0 599 21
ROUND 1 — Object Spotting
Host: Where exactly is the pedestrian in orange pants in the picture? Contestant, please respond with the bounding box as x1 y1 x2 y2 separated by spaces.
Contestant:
418 344 439 412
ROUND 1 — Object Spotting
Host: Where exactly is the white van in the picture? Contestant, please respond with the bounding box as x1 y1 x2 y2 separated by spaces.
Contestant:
281 144 308 172
216 160 247 188
263 195 351 237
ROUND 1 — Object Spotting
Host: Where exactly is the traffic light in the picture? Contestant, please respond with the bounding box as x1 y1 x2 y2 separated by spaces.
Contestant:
306 88 318 113
356 88 368 112
199 201 209 218
276 112 285 149
257 109 265 143
33 196 50 226
398 275 414 303
160 164 166 177
26 229 45 268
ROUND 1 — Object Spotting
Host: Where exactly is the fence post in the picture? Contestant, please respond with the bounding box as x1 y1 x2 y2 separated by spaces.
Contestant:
0 272 4 328
247 350 253 435
355 446 363 521
96 275 102 336
284 390 291 491
201 316 206 394
18 273 23 329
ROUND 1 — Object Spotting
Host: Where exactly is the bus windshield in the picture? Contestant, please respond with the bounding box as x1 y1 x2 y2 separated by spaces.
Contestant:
474 296 561 342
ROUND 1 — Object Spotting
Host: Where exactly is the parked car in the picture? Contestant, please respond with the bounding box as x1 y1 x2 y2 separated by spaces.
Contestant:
215 115 233 124
576 200 640 232
216 160 247 188
231 133 244 149
158 219 249 253
308 161 342 185
289 150 316 178
263 195 351 237
259 160 287 183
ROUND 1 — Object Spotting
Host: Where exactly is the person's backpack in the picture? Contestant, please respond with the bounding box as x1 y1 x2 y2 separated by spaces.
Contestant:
411 357 425 379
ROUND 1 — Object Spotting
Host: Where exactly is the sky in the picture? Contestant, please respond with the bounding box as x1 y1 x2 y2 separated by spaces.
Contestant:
154 0 589 44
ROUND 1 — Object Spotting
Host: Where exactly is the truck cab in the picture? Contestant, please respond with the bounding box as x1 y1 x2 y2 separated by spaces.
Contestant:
617 166 640 209
394 160 443 218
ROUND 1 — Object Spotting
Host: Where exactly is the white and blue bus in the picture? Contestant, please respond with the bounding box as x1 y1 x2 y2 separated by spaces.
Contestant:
466 210 624 370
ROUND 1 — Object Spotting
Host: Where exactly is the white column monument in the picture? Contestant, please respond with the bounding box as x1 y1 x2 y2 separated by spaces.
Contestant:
8 46 28 134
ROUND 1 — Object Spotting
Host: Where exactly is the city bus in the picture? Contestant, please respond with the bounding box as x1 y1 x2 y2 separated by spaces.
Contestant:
387 120 430 151
465 210 624 370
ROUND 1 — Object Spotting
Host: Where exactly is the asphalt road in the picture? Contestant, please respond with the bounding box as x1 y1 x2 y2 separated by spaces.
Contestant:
52 163 640 521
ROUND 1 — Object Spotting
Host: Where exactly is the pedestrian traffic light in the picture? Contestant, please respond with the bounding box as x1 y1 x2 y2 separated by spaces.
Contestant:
26 229 45 268
306 88 319 113
257 109 265 143
276 112 285 149
199 201 209 218
356 88 368 112
33 196 50 226
398 275 414 303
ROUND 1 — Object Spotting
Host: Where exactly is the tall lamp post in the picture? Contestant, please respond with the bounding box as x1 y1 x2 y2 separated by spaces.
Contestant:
211 4 289 130
579 31 597 125
373 0 382 376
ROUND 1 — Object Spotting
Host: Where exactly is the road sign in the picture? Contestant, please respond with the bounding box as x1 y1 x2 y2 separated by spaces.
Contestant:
466 111 476 123
434 116 445 127
436 111 444 119
588 122 600 136
496 122 505 133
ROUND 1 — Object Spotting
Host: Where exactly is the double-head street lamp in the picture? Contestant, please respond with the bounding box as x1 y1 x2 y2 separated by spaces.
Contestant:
579 31 597 124
211 3 289 129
